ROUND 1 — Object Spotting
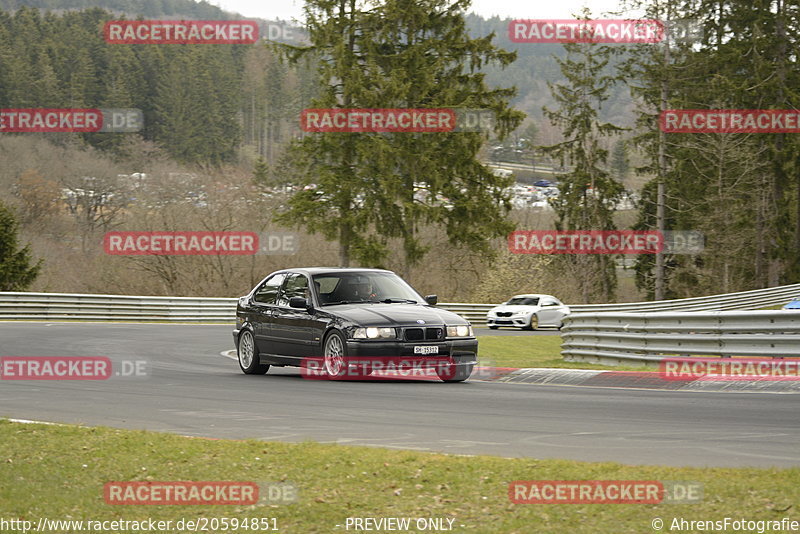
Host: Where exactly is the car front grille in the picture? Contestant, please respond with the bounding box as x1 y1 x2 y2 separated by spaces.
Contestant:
496 312 513 317
404 327 444 341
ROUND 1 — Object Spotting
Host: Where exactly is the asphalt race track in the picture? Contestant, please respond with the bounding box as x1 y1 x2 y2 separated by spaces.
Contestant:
1 322 798 468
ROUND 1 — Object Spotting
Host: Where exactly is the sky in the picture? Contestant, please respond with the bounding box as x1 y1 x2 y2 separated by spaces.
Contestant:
210 0 626 24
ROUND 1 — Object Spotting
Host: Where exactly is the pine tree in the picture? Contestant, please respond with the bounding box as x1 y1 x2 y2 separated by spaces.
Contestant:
353 0 524 273
539 9 625 302
0 202 42 291
275 0 380 266
626 0 800 295
278 0 523 269
252 157 270 187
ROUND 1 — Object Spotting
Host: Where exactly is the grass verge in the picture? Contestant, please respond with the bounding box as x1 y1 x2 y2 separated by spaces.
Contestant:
1 420 797 533
477 335 653 371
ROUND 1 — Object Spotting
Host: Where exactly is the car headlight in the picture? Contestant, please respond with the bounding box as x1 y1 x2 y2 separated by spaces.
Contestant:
513 311 528 316
446 325 473 337
353 327 397 339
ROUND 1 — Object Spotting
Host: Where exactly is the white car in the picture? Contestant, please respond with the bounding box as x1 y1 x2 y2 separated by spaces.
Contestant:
486 294 570 330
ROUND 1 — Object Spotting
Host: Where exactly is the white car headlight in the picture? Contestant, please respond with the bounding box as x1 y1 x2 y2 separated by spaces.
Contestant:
353 327 396 339
513 310 528 316
446 325 473 337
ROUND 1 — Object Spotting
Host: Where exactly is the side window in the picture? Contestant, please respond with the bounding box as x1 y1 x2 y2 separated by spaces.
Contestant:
276 273 310 307
253 273 286 304
541 298 558 307
313 276 340 304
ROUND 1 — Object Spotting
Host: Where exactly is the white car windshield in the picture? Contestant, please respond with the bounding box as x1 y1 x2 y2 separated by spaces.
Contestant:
507 297 539 306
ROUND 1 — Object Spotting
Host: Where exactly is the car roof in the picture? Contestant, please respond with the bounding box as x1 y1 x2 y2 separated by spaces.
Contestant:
272 267 395 276
508 294 557 299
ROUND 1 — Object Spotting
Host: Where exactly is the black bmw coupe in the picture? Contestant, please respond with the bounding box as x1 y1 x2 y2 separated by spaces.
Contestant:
233 268 478 382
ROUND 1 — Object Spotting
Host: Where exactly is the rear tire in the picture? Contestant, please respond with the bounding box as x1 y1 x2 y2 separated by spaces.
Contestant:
238 330 269 375
323 330 349 380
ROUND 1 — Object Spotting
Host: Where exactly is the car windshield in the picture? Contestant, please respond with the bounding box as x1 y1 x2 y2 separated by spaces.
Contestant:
313 272 424 306
507 297 539 306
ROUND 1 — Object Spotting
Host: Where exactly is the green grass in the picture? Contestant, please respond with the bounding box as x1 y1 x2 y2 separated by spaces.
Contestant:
477 335 653 371
1 421 797 533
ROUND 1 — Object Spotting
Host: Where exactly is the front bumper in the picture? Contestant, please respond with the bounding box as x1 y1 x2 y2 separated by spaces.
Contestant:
486 316 529 327
344 338 478 367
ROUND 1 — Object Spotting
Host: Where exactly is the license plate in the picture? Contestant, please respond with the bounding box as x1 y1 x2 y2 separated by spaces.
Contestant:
414 345 439 355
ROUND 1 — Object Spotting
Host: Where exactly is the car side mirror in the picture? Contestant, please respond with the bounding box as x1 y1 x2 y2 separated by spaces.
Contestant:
425 295 438 305
289 296 311 309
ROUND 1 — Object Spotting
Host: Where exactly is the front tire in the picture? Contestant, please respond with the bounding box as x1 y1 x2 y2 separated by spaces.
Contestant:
238 330 269 374
437 362 474 383
522 314 538 331
488 325 499 330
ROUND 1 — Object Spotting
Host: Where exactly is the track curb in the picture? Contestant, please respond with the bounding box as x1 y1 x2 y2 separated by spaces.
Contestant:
221 351 800 392
488 367 800 393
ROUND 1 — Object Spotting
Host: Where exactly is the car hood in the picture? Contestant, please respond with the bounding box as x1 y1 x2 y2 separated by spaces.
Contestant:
324 303 468 326
488 304 539 313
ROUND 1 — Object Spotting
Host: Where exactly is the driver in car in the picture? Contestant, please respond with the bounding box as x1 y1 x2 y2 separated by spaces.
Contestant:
351 280 378 301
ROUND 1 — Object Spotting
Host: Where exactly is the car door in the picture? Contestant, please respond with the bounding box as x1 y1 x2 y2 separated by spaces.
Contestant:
537 297 566 326
271 273 322 362
250 272 286 358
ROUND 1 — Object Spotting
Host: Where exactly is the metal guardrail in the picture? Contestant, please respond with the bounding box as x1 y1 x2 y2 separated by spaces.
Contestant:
561 310 800 366
0 292 492 324
567 284 800 313
0 283 797 325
